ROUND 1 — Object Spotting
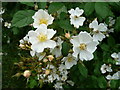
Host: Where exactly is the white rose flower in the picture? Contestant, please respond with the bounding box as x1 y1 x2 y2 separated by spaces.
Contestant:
28 24 56 53
32 9 54 28
106 71 120 80
70 31 98 61
89 18 108 42
54 82 63 89
62 54 77 69
111 52 120 65
4 22 11 28
30 50 46 60
50 37 63 58
68 7 86 28
100 64 112 74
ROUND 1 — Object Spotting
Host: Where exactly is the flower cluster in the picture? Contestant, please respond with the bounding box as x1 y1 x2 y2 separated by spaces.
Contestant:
100 52 120 82
16 7 115 89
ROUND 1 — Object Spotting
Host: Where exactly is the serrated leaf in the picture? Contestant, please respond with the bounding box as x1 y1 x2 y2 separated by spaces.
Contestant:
58 19 74 31
95 2 113 19
38 2 46 9
19 2 34 7
78 63 88 78
84 2 95 16
107 36 115 47
48 2 64 14
62 42 71 56
12 10 35 28
97 76 107 88
12 27 19 35
115 16 120 32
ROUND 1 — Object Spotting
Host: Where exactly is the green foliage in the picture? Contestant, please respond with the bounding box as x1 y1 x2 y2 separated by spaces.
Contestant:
12 10 35 28
115 16 120 32
95 2 114 19
62 42 71 56
78 63 88 78
19 2 34 7
58 19 74 31
48 2 64 14
84 2 95 16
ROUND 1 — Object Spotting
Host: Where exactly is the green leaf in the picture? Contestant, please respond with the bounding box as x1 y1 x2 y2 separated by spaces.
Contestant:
58 19 74 31
100 43 110 51
95 2 113 19
97 76 107 88
78 63 88 78
107 36 115 47
29 79 37 88
38 2 46 9
115 16 120 32
84 2 95 16
19 2 34 7
12 27 19 35
12 10 35 28
62 42 71 56
48 2 64 14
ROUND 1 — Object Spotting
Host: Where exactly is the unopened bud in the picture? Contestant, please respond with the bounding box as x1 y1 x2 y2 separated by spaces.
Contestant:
47 55 54 61
23 70 31 78
19 44 25 49
45 69 50 75
34 4 38 10
12 73 21 77
43 58 48 62
65 33 70 39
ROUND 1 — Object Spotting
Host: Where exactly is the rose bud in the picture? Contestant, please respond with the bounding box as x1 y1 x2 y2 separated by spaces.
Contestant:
45 69 50 75
47 55 54 61
65 33 70 39
23 70 31 78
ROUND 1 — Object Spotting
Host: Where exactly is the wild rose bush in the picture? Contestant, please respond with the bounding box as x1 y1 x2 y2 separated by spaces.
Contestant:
2 2 120 89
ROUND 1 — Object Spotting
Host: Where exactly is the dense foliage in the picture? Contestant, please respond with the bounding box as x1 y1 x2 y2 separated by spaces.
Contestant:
2 2 120 89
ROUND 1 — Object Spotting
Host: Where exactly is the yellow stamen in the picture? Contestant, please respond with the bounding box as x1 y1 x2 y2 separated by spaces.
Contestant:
37 33 47 42
39 19 48 25
68 57 72 62
79 43 86 50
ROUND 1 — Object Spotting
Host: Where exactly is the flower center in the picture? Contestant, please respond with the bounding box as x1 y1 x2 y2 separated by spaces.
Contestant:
37 33 47 42
39 19 48 25
79 43 86 50
74 15 79 19
67 57 72 62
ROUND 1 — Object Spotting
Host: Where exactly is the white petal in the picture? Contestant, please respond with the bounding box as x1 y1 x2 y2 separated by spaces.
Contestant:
93 32 105 42
98 23 108 32
72 47 79 58
79 50 93 61
44 40 56 49
89 19 98 30
75 7 84 16
106 75 112 80
47 29 56 39
111 53 118 59
35 24 47 35
70 36 80 47
31 43 44 53
30 51 36 57
47 15 54 25
87 41 98 53
78 31 93 44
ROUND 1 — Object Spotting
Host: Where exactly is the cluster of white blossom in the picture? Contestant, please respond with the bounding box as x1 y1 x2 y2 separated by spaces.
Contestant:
100 52 120 82
19 7 115 89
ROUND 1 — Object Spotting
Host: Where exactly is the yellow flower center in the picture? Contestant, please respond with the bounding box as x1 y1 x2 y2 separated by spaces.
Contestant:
39 19 48 25
79 43 86 50
67 57 72 62
37 33 47 42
